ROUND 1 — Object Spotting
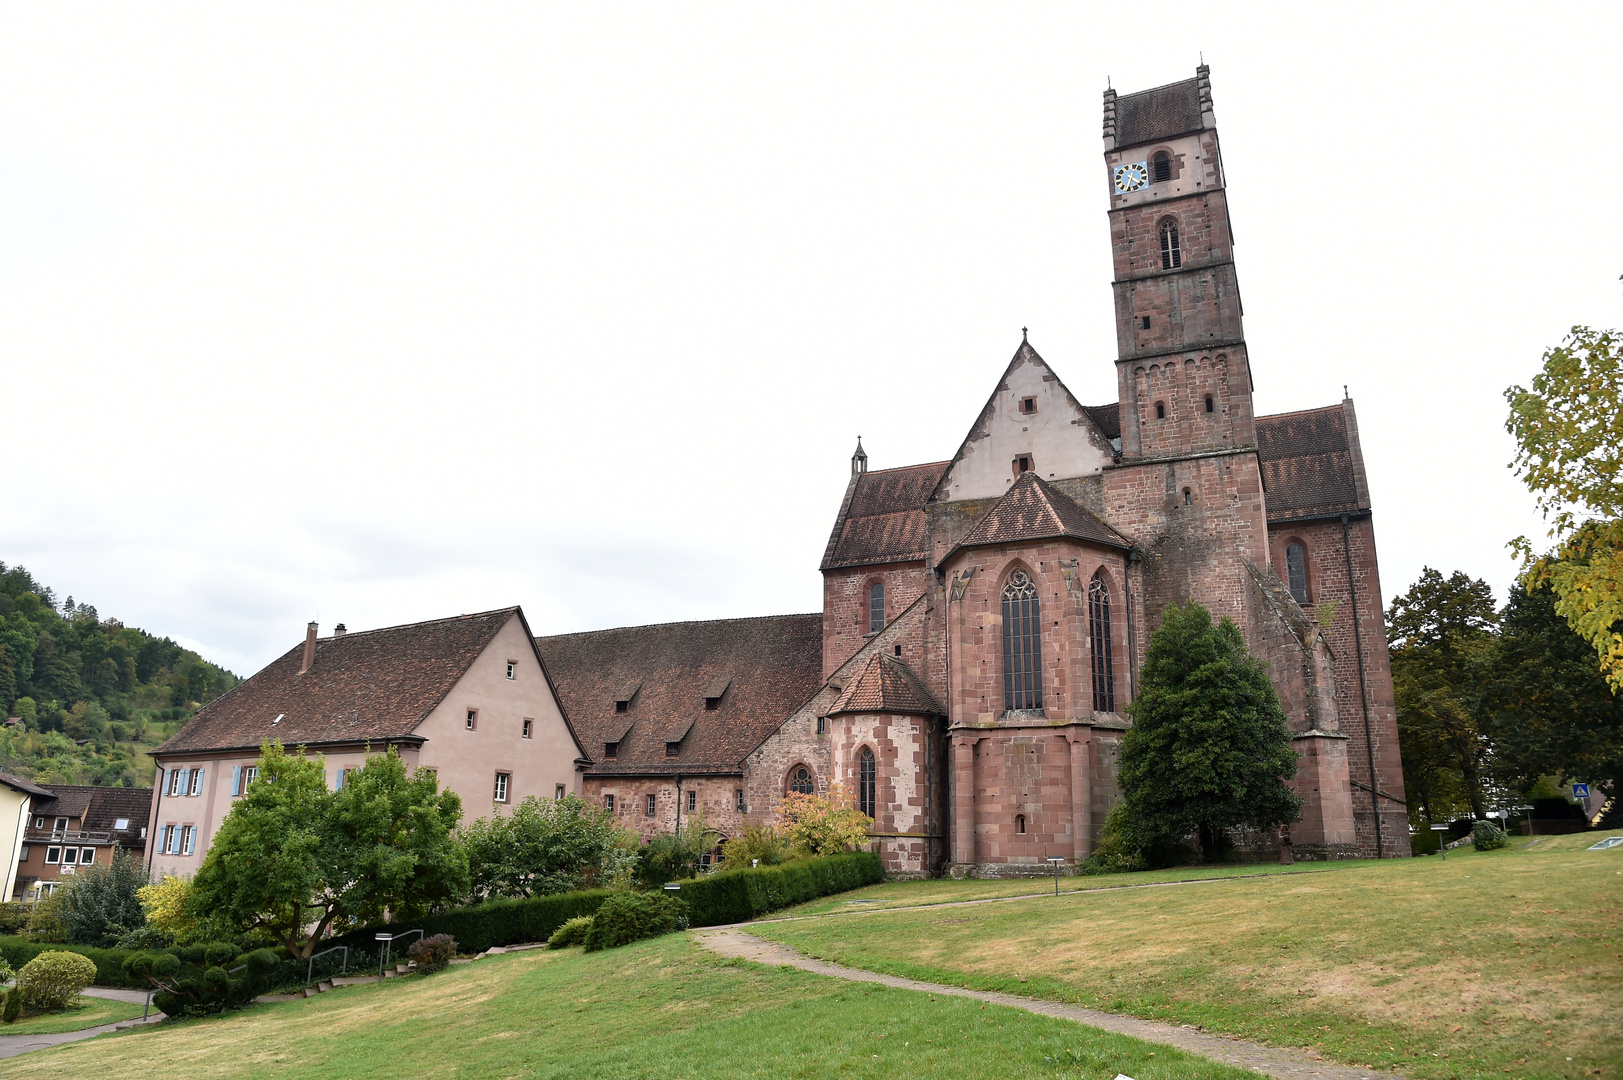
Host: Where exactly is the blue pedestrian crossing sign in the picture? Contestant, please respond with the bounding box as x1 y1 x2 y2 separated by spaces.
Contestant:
1572 783 1591 798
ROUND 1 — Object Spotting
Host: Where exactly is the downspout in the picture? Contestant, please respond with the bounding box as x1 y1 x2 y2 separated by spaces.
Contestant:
939 565 952 873
1124 549 1140 700
1341 514 1383 859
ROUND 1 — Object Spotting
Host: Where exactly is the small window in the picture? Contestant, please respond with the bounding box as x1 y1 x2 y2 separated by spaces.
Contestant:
869 581 885 634
242 766 258 789
615 699 629 714
604 741 618 759
556 785 566 800
1205 395 1214 413
1018 396 1036 415
1286 542 1309 604
605 794 616 812
189 769 204 797
494 772 511 803
645 794 657 817
1016 814 1026 834
816 715 827 735
505 661 517 680
32 816 43 829
1183 488 1193 505
1159 220 1182 270
893 644 902 657
1155 401 1166 420
704 696 721 711
789 767 814 795
45 846 61 865
686 790 696 812
1141 315 1151 330
1152 151 1172 183
80 848 95 865
1014 455 1033 474
665 741 681 757
466 709 478 731
522 718 534 739
54 817 68 834
62 845 78 865
735 789 745 812
17 845 29 861
114 817 130 831
181 826 195 856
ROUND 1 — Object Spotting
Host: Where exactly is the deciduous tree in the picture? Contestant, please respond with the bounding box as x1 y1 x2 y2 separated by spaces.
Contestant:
461 793 633 900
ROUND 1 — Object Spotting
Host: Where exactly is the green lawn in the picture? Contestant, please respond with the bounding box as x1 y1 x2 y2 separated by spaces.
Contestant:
755 834 1623 1080
15 936 1261 1080
0 994 145 1035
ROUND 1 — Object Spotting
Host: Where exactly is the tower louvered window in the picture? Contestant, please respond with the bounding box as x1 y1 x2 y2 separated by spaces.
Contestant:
1286 543 1309 604
1153 152 1172 183
1159 221 1182 270
1089 575 1116 713
1002 570 1042 712
858 748 876 818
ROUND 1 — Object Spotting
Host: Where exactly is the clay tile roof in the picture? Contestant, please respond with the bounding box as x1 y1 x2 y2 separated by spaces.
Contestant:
1256 406 1366 521
953 472 1131 554
537 614 823 776
827 654 944 717
156 608 520 755
821 461 951 570
33 785 93 819
0 773 54 799
1083 403 1122 441
1115 77 1204 148
40 785 155 852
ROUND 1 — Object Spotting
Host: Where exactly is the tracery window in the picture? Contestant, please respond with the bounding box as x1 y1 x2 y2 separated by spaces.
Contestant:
858 748 876 818
1286 543 1309 604
789 766 815 795
1002 570 1042 712
868 582 885 634
1159 220 1182 270
1089 574 1116 714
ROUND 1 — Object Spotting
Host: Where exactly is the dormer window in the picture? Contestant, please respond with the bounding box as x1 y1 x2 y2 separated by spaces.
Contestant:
704 696 721 711
666 741 681 757
1014 455 1033 475
604 741 618 759
1152 151 1172 183
615 700 628 713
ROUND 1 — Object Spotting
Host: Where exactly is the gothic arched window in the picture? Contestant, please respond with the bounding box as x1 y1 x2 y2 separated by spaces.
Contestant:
1089 574 1116 714
1159 220 1182 270
788 766 814 795
1286 543 1309 604
858 748 876 818
1002 570 1042 712
868 582 885 634
1152 151 1172 183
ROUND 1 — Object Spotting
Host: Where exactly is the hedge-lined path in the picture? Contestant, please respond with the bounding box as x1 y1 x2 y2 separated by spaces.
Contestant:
697 929 1398 1080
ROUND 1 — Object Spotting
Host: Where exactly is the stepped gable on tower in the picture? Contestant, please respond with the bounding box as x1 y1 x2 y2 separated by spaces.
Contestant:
1112 76 1205 148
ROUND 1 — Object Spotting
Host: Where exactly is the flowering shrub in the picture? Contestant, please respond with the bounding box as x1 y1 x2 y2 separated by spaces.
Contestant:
406 933 457 974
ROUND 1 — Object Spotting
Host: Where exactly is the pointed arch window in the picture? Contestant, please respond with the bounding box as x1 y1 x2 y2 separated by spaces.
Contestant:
1002 570 1042 712
868 582 885 634
1089 574 1116 713
1159 220 1182 270
858 748 876 818
789 766 814 795
1286 543 1309 604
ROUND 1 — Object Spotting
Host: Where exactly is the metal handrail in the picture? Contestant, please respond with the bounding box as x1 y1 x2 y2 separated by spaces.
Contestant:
375 929 425 983
305 945 350 990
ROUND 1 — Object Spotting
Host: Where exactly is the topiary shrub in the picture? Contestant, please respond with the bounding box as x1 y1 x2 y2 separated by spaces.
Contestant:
1472 820 1510 851
2 987 20 1024
582 892 687 952
124 944 282 1016
17 950 97 1010
406 933 457 974
547 917 593 950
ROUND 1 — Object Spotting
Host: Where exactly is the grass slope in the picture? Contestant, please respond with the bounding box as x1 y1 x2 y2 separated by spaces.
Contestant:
17 938 1262 1080
756 835 1623 1080
1 995 145 1035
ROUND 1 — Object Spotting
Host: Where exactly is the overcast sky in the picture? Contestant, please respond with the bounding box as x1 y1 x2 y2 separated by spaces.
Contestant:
3 4 1620 676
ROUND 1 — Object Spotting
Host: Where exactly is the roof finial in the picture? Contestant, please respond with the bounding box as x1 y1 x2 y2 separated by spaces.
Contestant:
1021 326 1028 343
1343 384 1349 400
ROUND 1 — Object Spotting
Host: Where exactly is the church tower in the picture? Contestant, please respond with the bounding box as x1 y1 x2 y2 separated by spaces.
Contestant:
1103 66 1258 460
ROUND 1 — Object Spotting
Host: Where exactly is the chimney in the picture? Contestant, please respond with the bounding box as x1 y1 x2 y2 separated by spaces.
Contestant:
300 621 317 674
333 623 347 638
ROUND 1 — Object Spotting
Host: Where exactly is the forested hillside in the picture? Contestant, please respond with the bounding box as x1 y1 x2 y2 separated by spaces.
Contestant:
0 561 239 787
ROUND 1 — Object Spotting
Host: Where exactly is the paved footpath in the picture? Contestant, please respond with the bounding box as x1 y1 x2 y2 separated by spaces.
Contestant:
0 988 163 1060
697 929 1398 1080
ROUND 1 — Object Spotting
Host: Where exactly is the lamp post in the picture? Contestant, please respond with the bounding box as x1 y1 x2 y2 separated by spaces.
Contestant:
1430 823 1450 859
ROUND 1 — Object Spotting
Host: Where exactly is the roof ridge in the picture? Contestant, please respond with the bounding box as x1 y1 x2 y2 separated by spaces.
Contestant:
1257 404 1344 421
536 612 820 640
319 606 519 640
1115 74 1199 102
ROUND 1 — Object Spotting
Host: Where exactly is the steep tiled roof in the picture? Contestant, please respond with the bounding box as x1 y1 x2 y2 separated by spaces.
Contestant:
0 773 54 798
827 654 944 716
1083 403 1122 441
952 472 1131 554
537 614 824 775
821 461 950 570
40 785 153 853
1115 77 1204 148
157 609 520 755
1256 405 1366 521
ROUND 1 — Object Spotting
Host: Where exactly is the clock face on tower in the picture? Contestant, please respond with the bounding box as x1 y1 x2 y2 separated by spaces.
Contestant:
1113 162 1149 193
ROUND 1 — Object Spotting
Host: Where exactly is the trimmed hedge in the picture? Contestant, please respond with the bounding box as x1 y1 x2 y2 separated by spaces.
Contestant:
0 938 146 989
672 852 884 927
332 889 610 954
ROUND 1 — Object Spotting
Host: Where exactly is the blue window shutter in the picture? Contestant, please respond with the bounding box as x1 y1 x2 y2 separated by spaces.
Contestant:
335 769 344 791
231 766 242 796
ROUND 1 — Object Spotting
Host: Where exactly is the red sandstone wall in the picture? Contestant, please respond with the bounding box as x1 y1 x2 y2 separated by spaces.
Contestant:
822 562 929 680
